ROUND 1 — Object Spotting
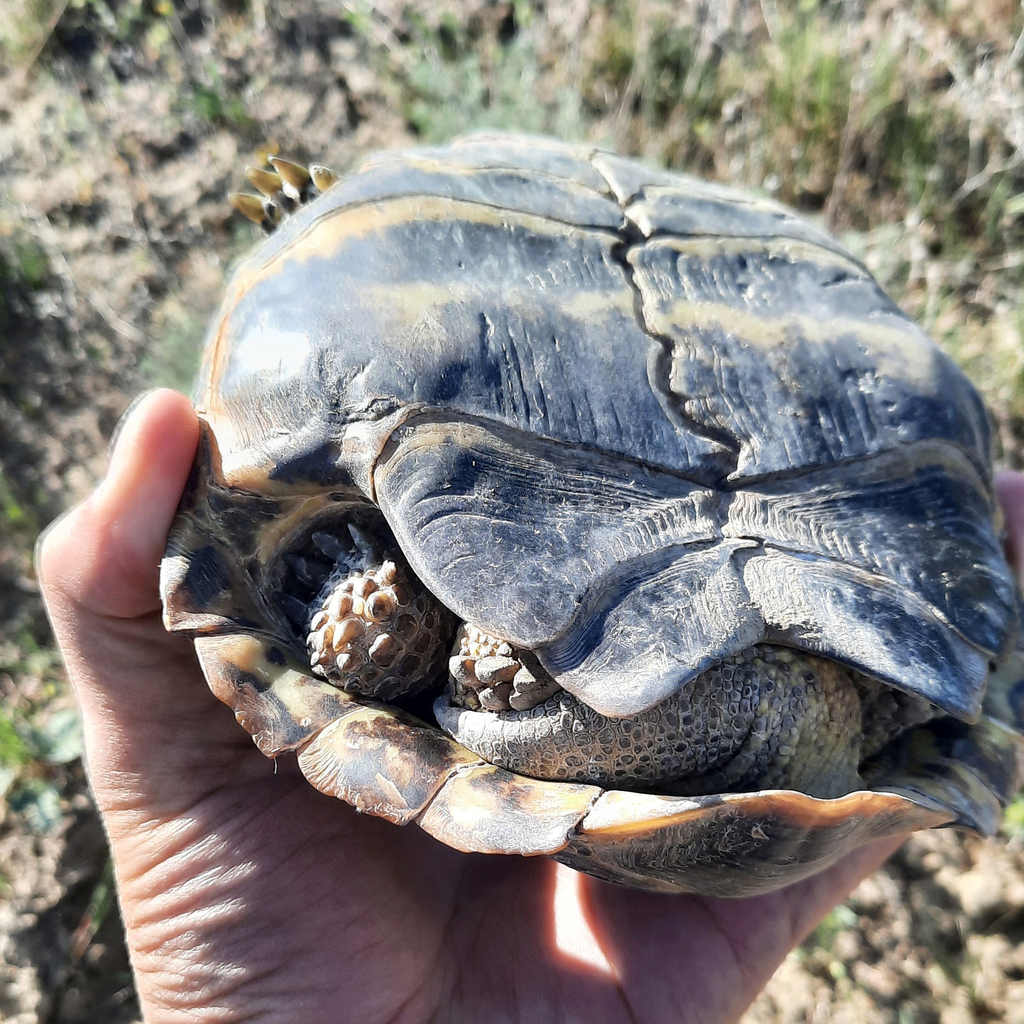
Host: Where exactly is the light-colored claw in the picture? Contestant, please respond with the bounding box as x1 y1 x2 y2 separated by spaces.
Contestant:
447 625 559 711
327 590 353 621
245 166 284 198
479 685 513 711
269 156 312 191
310 164 338 191
449 655 474 686
509 667 559 710
229 192 268 226
334 616 364 645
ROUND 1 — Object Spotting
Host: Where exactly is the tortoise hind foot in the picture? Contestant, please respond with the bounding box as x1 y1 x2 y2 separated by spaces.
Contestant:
230 156 339 233
307 526 453 701
447 623 560 712
749 651 868 799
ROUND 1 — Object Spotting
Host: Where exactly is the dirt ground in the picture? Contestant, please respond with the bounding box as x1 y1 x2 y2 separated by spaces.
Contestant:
1 1 1024 1021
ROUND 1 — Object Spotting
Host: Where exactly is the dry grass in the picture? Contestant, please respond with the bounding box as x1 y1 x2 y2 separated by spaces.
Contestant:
2 1 1024 1020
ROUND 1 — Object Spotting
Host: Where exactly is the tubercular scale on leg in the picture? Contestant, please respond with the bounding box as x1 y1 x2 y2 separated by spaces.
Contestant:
447 623 559 711
304 524 453 702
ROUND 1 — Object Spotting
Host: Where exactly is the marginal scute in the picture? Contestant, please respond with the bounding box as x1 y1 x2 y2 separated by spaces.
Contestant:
725 447 1014 660
297 706 484 825
161 427 263 636
555 789 950 897
194 633 360 757
743 551 992 722
416 764 600 856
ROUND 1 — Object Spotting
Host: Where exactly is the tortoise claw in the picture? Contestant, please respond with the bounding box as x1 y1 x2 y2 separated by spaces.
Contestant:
309 163 338 191
228 192 281 233
232 155 325 229
311 530 350 562
245 166 284 198
229 191 268 227
269 155 313 195
346 522 380 562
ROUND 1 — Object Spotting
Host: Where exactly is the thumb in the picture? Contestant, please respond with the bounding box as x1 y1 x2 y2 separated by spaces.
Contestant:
37 389 200 619
37 391 261 809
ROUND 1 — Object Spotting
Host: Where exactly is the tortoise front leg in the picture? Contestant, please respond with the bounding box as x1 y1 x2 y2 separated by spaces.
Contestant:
300 523 454 701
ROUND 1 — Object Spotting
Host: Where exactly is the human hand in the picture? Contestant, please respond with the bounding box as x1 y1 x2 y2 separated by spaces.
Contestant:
42 389 1011 1024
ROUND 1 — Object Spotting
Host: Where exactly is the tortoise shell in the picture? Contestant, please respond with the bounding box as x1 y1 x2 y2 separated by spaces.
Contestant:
160 133 1024 896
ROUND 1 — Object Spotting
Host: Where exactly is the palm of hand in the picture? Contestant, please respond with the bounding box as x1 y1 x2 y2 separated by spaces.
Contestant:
39 391 908 1024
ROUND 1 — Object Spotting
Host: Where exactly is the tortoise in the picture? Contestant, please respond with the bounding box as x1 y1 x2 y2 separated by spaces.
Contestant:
160 133 1024 896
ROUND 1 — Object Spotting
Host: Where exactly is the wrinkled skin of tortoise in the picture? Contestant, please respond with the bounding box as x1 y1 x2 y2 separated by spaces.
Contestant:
160 133 1024 896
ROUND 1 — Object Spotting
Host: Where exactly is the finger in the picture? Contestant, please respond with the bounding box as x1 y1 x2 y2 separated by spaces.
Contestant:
995 470 1024 581
37 388 200 620
36 390 262 809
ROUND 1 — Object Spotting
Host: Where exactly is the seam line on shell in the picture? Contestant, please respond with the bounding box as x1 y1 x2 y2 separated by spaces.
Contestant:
359 148 615 197
569 785 606 841
717 437 991 492
264 191 629 262
736 539 995 659
376 407 726 489
585 153 744 476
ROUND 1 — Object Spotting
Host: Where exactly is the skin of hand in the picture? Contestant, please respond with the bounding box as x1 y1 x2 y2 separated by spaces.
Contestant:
36 388 1023 1024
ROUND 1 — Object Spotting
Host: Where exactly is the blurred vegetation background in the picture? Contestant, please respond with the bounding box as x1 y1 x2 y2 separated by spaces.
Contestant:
1 1 1024 1021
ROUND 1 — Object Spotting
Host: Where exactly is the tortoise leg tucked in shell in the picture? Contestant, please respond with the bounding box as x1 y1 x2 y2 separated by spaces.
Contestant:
304 524 453 701
436 642 932 800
